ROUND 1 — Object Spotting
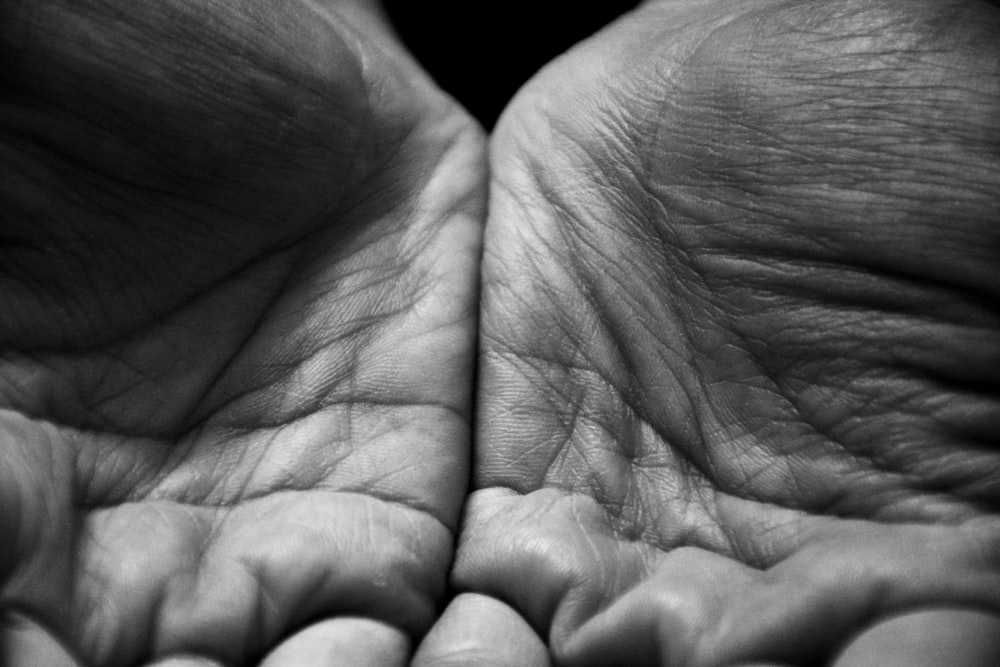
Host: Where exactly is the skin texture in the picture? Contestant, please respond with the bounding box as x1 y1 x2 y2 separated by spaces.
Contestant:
0 0 484 664
1 0 998 665
445 0 1000 664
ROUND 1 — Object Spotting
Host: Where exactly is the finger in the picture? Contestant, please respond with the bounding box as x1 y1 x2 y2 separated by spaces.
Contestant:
832 608 1000 667
411 593 550 666
257 617 410 667
1 613 81 667
145 657 224 667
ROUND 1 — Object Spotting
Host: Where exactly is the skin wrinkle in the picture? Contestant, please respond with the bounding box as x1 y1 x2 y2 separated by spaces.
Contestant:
10 4 358 198
568 28 996 528
648 23 997 188
1 3 481 663
79 494 447 662
0 90 476 439
0 268 290 438
133 413 438 508
0 213 303 356
516 492 634 637
519 146 696 396
717 284 1000 505
148 512 248 660
574 524 999 664
465 2 1000 659
486 329 740 555
687 250 1000 334
4 0 1000 663
172 269 305 444
568 219 792 516
150 507 219 663
706 321 902 489
490 157 861 546
0 3 382 354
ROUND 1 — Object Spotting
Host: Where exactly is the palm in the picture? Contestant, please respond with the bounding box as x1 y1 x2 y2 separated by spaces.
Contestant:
451 0 1000 664
0 1 483 664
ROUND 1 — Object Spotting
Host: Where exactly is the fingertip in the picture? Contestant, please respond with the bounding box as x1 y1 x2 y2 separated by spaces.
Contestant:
258 617 410 667
411 593 551 666
145 657 224 667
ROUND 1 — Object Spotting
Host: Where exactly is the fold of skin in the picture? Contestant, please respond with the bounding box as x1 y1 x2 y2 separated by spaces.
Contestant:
0 1 485 664
458 0 1000 663
3 0 1000 664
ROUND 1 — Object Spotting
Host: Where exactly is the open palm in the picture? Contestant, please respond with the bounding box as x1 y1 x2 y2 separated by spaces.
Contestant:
3 0 1000 665
0 1 483 664
435 0 1000 664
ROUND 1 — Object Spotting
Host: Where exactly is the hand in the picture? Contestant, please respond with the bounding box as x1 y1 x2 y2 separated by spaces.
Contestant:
0 0 484 664
4 0 1000 665
426 0 1000 664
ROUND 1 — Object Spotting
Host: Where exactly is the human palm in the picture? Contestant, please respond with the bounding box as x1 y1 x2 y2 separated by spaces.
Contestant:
0 0 483 664
3 0 1000 665
436 0 1000 664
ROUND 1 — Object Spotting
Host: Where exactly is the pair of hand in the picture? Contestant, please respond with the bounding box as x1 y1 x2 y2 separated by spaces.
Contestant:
1 0 998 664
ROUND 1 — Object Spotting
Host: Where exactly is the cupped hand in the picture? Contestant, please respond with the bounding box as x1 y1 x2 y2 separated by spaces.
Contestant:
0 0 484 664
4 0 1000 665
437 0 1000 664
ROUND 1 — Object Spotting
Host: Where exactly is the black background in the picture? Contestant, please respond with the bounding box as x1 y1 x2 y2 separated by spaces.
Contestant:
382 1 641 128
